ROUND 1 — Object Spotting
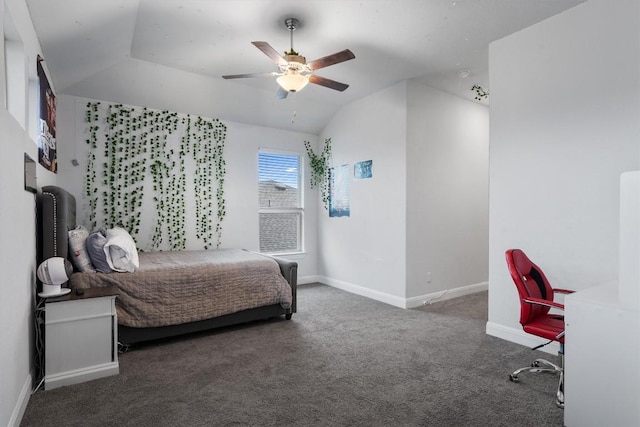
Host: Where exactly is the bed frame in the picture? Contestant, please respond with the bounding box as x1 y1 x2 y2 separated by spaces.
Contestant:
38 185 297 346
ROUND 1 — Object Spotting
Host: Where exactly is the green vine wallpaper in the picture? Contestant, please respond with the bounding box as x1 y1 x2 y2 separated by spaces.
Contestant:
304 138 332 210
84 101 227 250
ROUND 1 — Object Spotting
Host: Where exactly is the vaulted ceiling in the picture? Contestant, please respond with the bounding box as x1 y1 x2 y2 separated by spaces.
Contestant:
25 0 586 134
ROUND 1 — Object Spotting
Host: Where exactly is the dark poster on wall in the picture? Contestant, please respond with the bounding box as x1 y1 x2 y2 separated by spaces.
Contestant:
37 56 57 173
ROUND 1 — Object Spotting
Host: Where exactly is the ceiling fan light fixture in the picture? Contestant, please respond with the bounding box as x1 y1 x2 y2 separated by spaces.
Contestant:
222 16 354 98
276 72 309 92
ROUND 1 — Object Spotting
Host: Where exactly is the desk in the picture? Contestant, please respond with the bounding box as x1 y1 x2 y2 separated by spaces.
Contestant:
564 283 640 426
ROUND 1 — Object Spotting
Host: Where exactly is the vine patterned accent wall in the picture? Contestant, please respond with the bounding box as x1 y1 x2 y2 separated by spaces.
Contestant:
84 102 227 250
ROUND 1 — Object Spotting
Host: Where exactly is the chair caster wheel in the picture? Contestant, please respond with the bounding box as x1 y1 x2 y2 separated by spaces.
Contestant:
509 374 519 383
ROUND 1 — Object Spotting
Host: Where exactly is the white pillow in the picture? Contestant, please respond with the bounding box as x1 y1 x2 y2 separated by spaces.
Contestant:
68 225 96 272
103 227 139 273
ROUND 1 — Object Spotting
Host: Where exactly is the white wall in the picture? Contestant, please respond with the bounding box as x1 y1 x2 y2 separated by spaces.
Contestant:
618 171 640 308
318 82 408 305
317 80 490 308
0 0 51 425
0 105 38 427
406 81 489 299
487 0 640 348
55 95 319 279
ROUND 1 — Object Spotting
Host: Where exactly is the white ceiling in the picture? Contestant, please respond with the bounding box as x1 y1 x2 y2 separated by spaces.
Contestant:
24 0 586 134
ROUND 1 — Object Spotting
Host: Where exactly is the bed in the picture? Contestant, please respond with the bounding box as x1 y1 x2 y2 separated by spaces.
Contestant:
38 185 297 346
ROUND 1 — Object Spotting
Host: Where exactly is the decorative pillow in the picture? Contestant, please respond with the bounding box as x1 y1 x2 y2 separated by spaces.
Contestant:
104 227 139 273
86 228 113 273
68 225 96 272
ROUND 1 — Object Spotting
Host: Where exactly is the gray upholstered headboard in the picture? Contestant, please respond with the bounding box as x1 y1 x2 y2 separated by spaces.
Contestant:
38 185 77 264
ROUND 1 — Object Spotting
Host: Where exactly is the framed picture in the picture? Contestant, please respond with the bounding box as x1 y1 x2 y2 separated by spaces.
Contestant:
24 153 37 193
37 56 57 173
354 160 373 180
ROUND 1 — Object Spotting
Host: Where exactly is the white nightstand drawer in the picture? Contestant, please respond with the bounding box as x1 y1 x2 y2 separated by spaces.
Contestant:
46 296 115 324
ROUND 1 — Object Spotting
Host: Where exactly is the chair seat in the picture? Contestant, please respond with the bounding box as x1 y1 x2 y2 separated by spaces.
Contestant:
523 315 565 343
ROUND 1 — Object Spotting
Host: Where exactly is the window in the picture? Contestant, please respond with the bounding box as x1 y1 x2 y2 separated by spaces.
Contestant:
258 150 303 254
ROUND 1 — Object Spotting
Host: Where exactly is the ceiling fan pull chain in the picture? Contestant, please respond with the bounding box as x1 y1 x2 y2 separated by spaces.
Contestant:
291 92 297 124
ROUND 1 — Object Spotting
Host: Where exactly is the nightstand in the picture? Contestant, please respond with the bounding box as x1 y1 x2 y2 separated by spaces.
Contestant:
43 285 119 390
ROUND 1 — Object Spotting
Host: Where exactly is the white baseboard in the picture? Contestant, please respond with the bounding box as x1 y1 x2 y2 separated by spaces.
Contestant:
319 276 408 308
314 277 488 309
405 281 489 308
297 275 322 285
9 373 32 427
486 321 559 355
44 362 119 390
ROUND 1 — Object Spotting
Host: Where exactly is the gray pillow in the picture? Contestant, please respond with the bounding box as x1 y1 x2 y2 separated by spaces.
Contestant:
86 228 113 273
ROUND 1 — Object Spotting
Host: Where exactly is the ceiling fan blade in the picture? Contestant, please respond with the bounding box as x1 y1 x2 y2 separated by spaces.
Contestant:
222 72 276 79
252 41 287 66
275 87 289 99
309 75 349 92
307 49 355 71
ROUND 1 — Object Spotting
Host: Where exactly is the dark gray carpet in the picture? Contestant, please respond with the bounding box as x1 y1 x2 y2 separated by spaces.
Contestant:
21 284 564 426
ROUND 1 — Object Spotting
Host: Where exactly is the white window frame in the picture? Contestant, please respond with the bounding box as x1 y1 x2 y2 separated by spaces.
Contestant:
258 148 304 255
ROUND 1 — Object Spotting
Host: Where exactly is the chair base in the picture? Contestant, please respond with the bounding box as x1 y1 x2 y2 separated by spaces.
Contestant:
509 355 564 408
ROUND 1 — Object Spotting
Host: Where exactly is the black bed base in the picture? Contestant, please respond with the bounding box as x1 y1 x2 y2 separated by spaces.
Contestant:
118 304 293 347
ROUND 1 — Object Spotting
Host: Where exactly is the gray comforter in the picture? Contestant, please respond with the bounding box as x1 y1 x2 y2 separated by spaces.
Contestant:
70 249 293 328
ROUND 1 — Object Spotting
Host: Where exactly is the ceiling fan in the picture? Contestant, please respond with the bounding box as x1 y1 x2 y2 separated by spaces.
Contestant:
222 18 355 99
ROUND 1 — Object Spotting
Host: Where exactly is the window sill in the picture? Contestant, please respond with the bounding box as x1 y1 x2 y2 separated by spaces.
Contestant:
264 252 307 259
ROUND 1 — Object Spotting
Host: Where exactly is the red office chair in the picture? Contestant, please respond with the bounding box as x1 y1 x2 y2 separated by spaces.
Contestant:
505 249 574 408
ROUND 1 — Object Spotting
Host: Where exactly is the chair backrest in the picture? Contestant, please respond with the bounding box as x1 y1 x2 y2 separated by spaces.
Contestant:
505 249 554 326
